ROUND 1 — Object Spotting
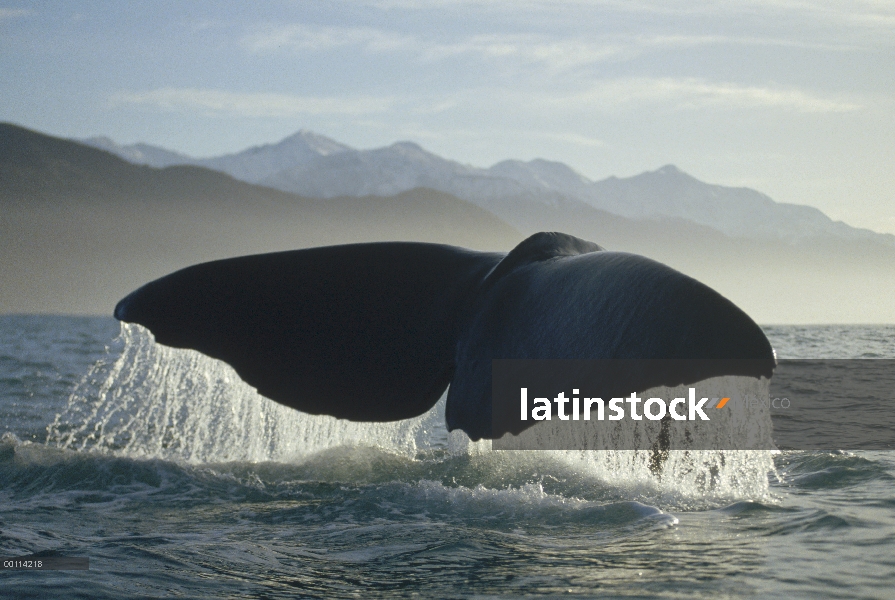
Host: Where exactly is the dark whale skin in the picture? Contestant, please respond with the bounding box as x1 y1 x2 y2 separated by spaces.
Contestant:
115 232 774 439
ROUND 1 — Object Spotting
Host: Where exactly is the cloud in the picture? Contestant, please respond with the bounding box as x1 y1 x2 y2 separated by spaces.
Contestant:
242 22 864 77
419 32 862 68
365 0 684 11
553 78 863 113
538 132 606 148
107 81 861 128
0 8 30 20
641 33 860 52
367 0 894 19
740 0 895 27
418 34 626 68
243 24 415 53
110 88 395 118
364 1 895 41
242 24 632 72
244 24 629 69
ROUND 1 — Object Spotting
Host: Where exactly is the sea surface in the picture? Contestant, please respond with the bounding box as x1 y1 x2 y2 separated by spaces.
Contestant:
1 316 894 598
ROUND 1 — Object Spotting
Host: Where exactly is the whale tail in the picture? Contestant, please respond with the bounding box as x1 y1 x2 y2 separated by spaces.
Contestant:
115 241 503 422
114 233 775 438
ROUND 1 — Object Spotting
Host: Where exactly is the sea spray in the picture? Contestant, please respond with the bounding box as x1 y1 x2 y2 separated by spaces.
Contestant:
48 322 775 502
48 323 442 463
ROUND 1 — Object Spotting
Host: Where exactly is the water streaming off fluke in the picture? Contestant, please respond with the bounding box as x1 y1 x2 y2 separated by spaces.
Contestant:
47 323 776 502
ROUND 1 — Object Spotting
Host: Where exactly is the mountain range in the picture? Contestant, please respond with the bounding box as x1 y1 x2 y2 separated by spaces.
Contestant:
1 122 891 322
1 123 521 314
80 132 894 248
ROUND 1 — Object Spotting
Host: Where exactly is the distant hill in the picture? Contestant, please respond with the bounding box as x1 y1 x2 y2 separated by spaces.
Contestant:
80 130 895 248
584 164 888 244
200 130 352 183
78 136 195 169
1 123 522 314
78 129 351 182
459 192 895 324
9 122 895 322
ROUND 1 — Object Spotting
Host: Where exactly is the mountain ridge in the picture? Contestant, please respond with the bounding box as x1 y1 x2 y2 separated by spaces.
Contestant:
1 122 523 314
76 129 895 248
3 122 893 321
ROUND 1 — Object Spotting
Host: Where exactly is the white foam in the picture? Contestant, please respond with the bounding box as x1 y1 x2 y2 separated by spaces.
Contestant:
48 323 441 463
48 323 775 501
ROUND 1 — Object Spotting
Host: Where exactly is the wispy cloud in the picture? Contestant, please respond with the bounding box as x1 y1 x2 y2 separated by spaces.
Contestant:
243 23 862 74
538 132 606 148
245 24 628 69
365 0 688 12
552 78 863 113
367 0 738 15
243 24 415 53
365 0 895 46
419 32 861 67
369 0 895 26
641 33 860 52
108 80 861 124
0 8 30 20
741 0 895 27
110 88 395 118
418 34 625 68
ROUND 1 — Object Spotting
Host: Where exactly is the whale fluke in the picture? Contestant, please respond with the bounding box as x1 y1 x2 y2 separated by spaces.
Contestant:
115 232 775 439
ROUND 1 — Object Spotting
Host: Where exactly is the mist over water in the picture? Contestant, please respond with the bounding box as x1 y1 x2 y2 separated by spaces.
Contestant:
3 317 894 598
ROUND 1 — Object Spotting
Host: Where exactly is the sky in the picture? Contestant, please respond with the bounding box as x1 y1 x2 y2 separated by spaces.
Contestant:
2 0 894 234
